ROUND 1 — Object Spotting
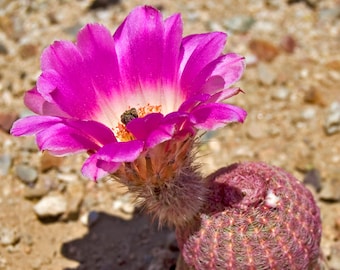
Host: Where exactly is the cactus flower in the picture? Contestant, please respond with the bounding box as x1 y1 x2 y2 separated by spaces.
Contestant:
11 5 246 182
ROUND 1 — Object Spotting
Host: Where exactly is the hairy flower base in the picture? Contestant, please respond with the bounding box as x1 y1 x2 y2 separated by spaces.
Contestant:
113 137 206 227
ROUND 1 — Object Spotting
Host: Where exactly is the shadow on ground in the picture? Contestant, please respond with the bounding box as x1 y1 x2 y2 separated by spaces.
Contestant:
61 211 178 270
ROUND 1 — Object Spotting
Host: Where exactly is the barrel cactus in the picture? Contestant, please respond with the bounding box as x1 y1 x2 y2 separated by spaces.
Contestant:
176 162 322 270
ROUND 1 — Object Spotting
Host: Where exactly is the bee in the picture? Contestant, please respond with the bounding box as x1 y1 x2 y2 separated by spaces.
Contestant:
120 108 138 125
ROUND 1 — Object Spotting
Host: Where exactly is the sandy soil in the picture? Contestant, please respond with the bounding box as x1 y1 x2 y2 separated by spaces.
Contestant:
0 0 339 269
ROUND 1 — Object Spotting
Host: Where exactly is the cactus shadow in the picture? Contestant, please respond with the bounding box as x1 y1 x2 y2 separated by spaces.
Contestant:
61 211 178 270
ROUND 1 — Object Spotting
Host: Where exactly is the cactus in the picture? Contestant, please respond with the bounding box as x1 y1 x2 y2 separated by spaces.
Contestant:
176 162 322 270
118 152 323 269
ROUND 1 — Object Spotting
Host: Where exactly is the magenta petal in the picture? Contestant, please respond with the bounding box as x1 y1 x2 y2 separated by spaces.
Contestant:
127 113 171 148
38 22 126 121
145 112 193 148
207 88 244 103
200 53 245 94
190 103 247 130
76 24 122 101
81 140 144 180
180 32 227 95
127 113 164 141
38 41 100 119
162 13 183 85
24 87 70 117
11 116 61 136
128 113 190 149
82 155 121 181
113 6 165 93
178 94 210 113
11 116 117 155
145 123 175 149
94 140 144 162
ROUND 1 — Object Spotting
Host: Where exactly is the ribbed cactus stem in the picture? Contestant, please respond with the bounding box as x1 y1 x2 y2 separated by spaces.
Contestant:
176 162 322 270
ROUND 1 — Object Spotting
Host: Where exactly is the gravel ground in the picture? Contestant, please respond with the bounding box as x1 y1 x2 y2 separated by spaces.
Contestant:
0 0 339 269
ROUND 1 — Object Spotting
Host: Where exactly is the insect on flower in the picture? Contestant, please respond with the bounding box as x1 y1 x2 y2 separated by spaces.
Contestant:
120 108 139 125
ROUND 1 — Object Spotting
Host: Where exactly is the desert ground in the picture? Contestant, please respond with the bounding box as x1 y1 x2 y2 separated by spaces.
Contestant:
0 0 339 269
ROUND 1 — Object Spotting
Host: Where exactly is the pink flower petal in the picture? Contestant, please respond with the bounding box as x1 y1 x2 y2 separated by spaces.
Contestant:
24 87 70 117
163 13 183 85
177 94 210 113
200 53 245 94
127 113 164 141
38 41 101 120
82 155 121 181
94 140 144 162
76 24 125 112
190 103 247 130
113 6 166 103
81 140 144 180
179 32 227 95
207 88 244 103
11 116 116 155
127 113 174 148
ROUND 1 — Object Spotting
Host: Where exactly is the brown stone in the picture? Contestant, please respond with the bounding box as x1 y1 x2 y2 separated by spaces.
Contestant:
249 39 280 62
0 112 18 133
19 43 38 60
280 35 297 53
40 151 63 172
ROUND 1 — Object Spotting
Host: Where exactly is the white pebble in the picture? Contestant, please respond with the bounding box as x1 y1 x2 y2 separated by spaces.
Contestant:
34 195 67 218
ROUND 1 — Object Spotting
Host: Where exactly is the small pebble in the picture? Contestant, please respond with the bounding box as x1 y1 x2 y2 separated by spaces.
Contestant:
303 169 322 192
18 43 38 59
80 211 99 227
65 182 85 219
89 0 120 9
34 195 67 218
318 7 340 21
15 165 38 184
208 21 224 32
57 173 78 183
0 227 20 246
328 242 340 270
257 63 277 85
272 87 290 101
300 107 316 121
246 121 267 140
23 187 48 200
324 102 340 135
0 42 8 55
0 154 12 176
121 203 135 214
224 15 255 33
304 87 325 106
320 178 340 202
335 216 340 231
112 199 123 210
280 35 296 53
30 258 43 270
0 257 7 268
40 152 63 172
